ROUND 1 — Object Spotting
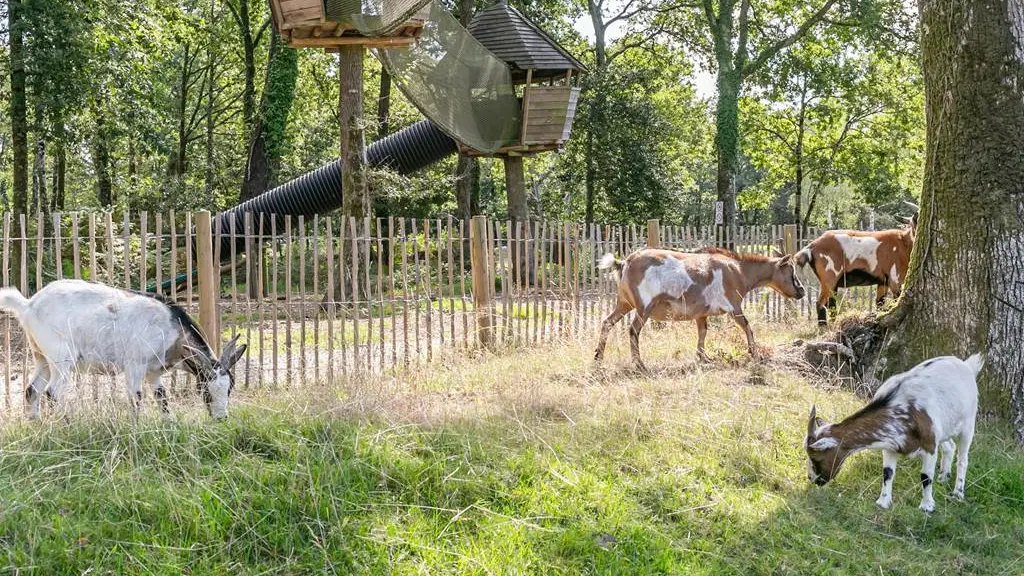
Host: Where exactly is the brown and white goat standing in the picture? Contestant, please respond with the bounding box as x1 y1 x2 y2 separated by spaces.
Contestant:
795 215 916 325
805 353 982 512
594 248 805 369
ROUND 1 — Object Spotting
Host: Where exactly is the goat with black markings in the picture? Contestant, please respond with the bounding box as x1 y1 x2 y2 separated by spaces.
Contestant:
0 279 247 420
805 353 982 512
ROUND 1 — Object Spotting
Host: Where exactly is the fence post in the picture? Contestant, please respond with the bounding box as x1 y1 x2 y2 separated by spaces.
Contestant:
196 210 220 355
470 215 493 348
647 219 660 248
783 224 797 255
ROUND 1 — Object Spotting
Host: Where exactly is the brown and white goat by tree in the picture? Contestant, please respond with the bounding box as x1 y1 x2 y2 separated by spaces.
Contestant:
795 213 917 325
594 247 805 369
806 353 982 513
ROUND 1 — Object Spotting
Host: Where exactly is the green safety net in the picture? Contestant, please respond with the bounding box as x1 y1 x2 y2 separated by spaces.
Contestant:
328 0 522 153
325 0 430 36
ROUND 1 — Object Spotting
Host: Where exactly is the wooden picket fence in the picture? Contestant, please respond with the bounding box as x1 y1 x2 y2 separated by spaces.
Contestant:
0 211 880 409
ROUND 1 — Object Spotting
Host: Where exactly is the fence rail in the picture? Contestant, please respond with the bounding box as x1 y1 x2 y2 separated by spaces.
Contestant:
0 211 881 409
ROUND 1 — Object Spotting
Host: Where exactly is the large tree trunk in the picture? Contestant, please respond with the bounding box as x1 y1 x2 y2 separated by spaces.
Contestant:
9 0 29 217
714 68 741 246
340 47 369 219
333 45 369 307
504 156 534 285
844 0 1024 441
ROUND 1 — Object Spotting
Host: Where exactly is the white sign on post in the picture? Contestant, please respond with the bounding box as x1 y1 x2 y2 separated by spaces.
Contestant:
714 201 724 225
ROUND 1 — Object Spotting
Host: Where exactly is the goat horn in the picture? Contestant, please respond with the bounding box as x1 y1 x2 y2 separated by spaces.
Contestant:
903 200 919 211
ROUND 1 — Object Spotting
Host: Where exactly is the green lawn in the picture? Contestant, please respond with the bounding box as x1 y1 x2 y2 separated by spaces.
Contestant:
0 322 1021 574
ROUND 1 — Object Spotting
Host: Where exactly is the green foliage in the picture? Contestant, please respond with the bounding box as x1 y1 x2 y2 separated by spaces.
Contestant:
0 0 925 228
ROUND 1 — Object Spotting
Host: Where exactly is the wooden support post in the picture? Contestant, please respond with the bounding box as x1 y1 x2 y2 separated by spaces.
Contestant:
470 215 493 348
196 210 220 355
647 219 660 248
783 224 797 255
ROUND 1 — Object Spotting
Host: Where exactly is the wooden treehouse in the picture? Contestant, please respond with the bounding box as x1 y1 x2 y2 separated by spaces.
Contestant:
465 0 587 157
270 0 430 48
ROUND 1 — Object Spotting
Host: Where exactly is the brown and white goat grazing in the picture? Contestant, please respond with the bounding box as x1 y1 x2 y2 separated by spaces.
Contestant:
594 247 805 369
795 216 917 325
806 353 982 513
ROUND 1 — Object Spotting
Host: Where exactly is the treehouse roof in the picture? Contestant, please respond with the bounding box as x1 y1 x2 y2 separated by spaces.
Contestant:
468 0 586 83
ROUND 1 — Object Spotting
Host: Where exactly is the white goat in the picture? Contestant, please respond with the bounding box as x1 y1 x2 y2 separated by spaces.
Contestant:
805 353 982 512
0 279 247 419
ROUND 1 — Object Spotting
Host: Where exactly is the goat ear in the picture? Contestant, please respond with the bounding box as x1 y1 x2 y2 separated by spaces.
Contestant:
807 405 818 437
221 343 247 369
809 437 839 451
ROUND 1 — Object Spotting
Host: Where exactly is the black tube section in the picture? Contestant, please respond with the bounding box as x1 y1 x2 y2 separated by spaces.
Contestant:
214 119 457 258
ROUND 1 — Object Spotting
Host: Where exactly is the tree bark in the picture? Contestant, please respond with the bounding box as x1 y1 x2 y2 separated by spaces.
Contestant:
845 0 1024 441
240 28 298 202
504 155 533 285
340 46 369 220
9 0 29 217
53 144 66 211
174 43 192 179
377 69 391 140
714 68 741 245
33 137 46 216
335 46 369 306
94 112 113 207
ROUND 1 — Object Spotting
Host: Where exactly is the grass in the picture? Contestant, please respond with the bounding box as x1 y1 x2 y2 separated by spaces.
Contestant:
0 320 1022 574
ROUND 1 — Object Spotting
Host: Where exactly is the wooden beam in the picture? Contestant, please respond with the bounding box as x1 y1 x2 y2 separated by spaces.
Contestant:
289 36 416 48
520 69 533 147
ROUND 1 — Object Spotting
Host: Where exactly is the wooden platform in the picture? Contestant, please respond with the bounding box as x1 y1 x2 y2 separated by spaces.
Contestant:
271 0 429 49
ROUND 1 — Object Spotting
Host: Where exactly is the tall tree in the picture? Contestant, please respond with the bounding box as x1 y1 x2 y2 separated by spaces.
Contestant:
8 0 28 216
240 27 298 202
225 0 270 141
691 0 842 233
583 0 665 224
845 0 1024 441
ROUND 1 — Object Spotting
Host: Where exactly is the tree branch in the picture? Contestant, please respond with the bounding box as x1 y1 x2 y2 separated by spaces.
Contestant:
606 24 669 64
742 0 840 77
702 0 723 49
254 17 272 47
735 0 751 71
223 0 244 29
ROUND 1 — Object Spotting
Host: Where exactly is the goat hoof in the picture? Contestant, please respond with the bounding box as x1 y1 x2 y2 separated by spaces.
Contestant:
938 472 950 484
875 496 892 509
951 490 965 501
918 500 935 513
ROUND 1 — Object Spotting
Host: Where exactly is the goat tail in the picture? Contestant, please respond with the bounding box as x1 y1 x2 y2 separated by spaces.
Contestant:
964 352 985 377
793 247 813 268
0 287 28 319
598 253 624 282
